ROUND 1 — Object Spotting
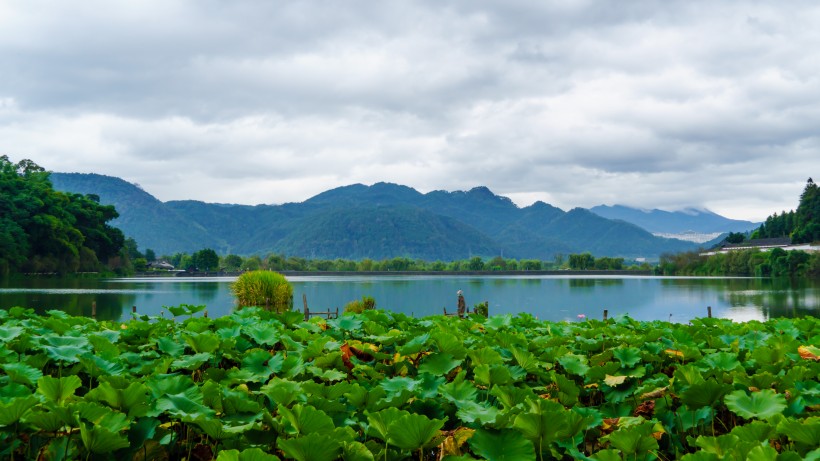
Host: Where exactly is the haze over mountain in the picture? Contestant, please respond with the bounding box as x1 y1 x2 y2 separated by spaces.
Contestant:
50 172 699 260
589 205 760 234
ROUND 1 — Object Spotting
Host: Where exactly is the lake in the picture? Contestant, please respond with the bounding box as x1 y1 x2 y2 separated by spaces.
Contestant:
1 274 818 323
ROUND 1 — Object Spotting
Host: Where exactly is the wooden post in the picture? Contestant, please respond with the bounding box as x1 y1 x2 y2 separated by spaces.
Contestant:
92 301 97 320
304 305 309 322
334 307 339 319
132 305 137 314
707 306 712 318
204 310 208 318
485 300 489 318
603 309 608 321
443 307 448 315
303 293 308 311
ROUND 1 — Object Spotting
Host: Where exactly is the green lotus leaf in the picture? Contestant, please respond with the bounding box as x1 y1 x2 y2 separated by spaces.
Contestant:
79 354 127 376
725 389 787 420
44 335 89 348
490 385 537 409
366 407 411 441
328 316 363 332
729 420 776 443
455 400 499 425
278 432 342 461
557 354 590 377
702 351 742 372
678 452 720 461
145 374 196 399
0 395 39 426
485 315 512 330
511 347 541 373
673 364 705 388
42 345 86 363
613 347 642 368
694 434 739 457
128 417 160 451
193 416 253 440
308 367 347 382
2 362 43 387
156 336 185 356
216 448 282 461
468 347 504 366
261 378 305 407
552 372 580 406
155 390 216 419
432 331 468 359
80 421 130 453
399 333 430 356
418 353 461 375
440 379 478 404
23 407 73 432
605 421 658 457
474 364 512 387
513 398 568 449
380 376 419 399
387 413 445 451
592 449 626 461
243 324 281 347
680 379 732 409
171 352 213 371
468 428 535 461
745 445 778 461
0 326 24 343
38 375 82 405
778 417 820 445
184 330 221 353
85 381 150 418
279 404 335 436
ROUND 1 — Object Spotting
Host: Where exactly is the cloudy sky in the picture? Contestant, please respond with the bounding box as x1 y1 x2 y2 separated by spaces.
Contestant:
2 1 819 220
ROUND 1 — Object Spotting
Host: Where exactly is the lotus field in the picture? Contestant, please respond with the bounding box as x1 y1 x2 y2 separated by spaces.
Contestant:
1 305 819 461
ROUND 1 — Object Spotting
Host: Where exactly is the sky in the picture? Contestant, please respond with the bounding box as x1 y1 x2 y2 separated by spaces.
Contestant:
2 1 819 221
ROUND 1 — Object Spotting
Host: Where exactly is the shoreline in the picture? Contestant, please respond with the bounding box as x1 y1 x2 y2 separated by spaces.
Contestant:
133 269 655 277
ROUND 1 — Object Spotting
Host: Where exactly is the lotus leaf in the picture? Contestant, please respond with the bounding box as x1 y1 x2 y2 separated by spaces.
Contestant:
0 394 38 426
456 400 499 425
399 333 430 356
37 375 82 405
156 336 185 356
279 404 335 436
217 448 282 461
680 379 732 409
613 347 642 368
41 345 87 363
155 389 216 419
243 323 282 346
605 421 659 459
277 432 342 461
79 421 130 454
512 398 568 453
418 353 461 375
242 349 285 382
557 354 589 377
468 428 535 461
341 441 375 461
474 364 513 388
1 362 43 387
0 326 24 343
725 389 787 420
366 407 411 442
184 330 221 353
702 351 743 372
468 347 504 366
778 417 820 446
387 412 446 451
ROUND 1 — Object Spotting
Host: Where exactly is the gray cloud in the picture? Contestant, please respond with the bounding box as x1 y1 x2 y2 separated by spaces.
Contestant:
2 0 819 220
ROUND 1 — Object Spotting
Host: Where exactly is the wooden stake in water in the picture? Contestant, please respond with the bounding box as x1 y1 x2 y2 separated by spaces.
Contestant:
603 309 608 321
707 306 712 318
92 301 97 320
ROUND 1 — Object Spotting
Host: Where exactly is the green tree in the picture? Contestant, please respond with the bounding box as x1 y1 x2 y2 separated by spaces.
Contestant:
192 248 219 271
222 254 244 271
467 256 485 271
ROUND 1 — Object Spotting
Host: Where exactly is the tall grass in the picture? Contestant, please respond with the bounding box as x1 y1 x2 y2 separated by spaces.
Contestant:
231 270 293 312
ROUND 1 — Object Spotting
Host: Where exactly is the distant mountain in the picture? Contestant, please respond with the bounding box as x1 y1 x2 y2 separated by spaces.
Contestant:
50 173 698 259
589 205 759 234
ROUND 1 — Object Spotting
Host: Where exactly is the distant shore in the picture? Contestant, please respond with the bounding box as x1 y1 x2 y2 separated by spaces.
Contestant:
133 269 654 277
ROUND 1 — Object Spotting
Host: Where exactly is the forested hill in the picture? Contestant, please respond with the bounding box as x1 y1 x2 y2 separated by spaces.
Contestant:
0 158 125 275
50 173 698 259
753 178 820 243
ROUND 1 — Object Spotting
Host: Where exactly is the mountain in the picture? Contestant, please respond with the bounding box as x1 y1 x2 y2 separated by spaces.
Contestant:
50 173 699 259
589 205 759 234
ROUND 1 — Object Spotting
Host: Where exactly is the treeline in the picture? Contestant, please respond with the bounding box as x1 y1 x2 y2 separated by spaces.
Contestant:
142 251 650 273
659 248 820 278
750 178 820 242
0 156 126 275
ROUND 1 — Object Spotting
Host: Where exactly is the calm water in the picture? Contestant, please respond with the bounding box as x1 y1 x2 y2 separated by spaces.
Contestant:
1 275 818 323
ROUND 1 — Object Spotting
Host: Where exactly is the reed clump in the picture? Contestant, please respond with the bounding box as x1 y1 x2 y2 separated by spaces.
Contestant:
231 270 293 312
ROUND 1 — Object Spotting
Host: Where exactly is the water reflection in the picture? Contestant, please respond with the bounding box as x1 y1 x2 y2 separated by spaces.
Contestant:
1 275 818 323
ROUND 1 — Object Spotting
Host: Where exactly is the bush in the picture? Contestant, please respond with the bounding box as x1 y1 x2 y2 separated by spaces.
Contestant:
231 270 293 313
344 295 376 314
474 301 489 317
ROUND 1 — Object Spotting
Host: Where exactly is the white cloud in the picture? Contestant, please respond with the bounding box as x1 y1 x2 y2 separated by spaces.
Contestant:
2 0 819 221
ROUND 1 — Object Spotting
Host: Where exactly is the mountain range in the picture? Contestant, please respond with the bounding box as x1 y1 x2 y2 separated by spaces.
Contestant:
50 173 712 260
589 205 759 234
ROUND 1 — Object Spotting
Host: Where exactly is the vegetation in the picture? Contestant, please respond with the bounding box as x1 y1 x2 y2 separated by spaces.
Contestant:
1 307 818 460
231 271 294 313
752 178 820 243
659 248 820 278
0 156 126 276
343 296 377 314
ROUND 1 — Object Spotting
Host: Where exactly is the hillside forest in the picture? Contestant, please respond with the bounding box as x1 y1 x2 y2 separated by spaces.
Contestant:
0 157 127 276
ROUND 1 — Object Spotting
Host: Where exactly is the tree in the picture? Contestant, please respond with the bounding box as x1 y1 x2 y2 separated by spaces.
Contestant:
192 248 219 271
222 254 243 271
725 232 746 244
